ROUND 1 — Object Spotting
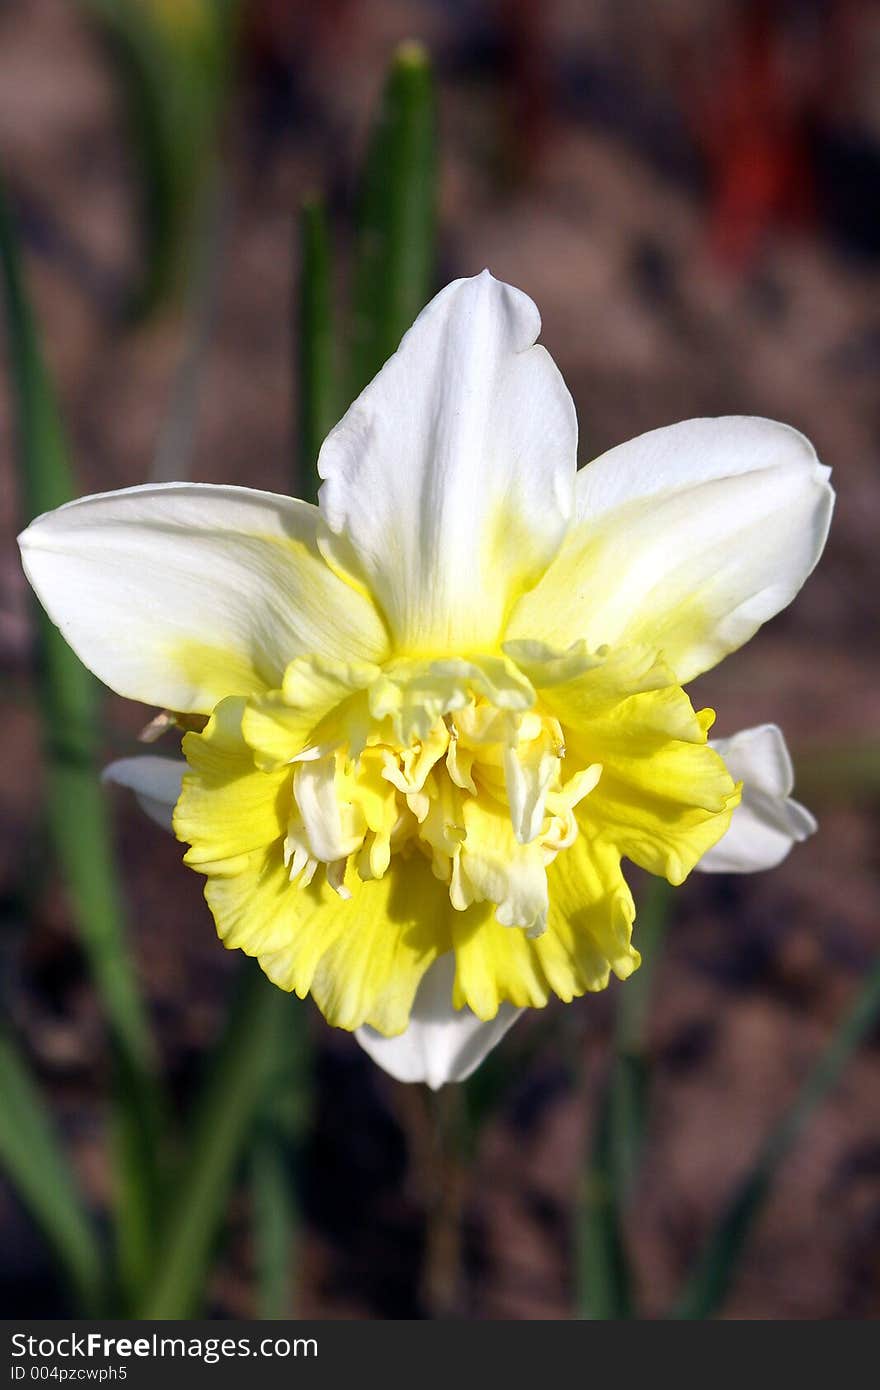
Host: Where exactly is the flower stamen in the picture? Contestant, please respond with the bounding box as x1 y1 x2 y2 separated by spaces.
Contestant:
283 684 601 936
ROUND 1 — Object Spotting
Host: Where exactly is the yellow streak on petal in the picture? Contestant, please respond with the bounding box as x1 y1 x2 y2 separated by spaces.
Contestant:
168 639 273 712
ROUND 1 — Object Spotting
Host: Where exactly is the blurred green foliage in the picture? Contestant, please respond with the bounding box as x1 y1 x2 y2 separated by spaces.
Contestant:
1 174 162 1310
577 880 880 1320
297 199 337 499
81 0 239 319
348 40 437 401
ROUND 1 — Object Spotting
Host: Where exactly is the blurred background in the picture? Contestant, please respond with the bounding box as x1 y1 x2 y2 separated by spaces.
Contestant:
1 0 879 1320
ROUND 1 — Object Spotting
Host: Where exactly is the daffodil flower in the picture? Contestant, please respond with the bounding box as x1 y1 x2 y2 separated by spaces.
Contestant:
18 272 832 1088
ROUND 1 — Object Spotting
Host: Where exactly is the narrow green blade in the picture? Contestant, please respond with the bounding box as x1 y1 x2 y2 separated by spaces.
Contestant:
251 1134 297 1319
0 1034 105 1314
151 162 227 482
250 968 311 1320
348 40 437 400
609 879 671 1198
576 1084 634 1320
0 176 162 1305
139 966 307 1319
79 0 239 318
297 198 337 499
672 956 880 1320
576 879 671 1318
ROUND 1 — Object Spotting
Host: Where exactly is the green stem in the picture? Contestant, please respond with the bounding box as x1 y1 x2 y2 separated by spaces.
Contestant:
421 1087 465 1319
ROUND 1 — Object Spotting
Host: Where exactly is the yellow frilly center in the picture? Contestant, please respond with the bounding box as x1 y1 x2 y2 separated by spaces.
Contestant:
172 643 740 1035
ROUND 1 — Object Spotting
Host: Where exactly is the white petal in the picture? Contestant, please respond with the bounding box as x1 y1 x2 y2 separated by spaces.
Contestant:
19 483 389 714
102 756 186 832
318 271 577 652
509 417 833 683
355 953 522 1088
698 724 816 873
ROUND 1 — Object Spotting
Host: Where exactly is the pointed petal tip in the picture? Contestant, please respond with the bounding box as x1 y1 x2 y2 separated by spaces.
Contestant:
316 272 574 651
355 954 523 1086
701 724 816 873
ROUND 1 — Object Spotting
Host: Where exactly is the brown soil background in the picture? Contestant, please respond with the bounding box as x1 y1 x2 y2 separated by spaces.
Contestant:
1 0 879 1319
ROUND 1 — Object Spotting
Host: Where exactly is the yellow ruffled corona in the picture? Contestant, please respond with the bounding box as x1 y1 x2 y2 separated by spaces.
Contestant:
172 643 738 1034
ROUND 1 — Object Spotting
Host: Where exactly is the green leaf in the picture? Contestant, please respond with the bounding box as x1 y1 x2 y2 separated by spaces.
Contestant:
151 163 228 482
250 988 311 1319
609 878 671 1198
671 956 880 1320
297 198 337 500
0 175 162 1306
576 878 671 1318
79 0 239 319
139 965 307 1319
250 1135 297 1320
0 1034 105 1314
348 40 437 400
576 1081 634 1320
